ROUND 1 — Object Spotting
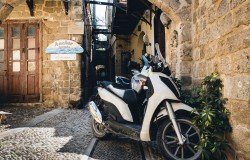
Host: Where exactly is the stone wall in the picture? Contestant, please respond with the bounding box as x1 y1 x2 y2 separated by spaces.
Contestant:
192 0 250 159
7 0 84 107
148 0 250 159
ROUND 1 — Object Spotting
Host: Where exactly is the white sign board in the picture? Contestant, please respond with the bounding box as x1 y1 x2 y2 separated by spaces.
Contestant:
45 39 83 54
51 54 76 61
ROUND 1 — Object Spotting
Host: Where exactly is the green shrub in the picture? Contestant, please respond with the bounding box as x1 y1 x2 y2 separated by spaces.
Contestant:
173 73 233 160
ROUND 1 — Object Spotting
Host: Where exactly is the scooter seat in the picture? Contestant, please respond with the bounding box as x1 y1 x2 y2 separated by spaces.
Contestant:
100 81 137 104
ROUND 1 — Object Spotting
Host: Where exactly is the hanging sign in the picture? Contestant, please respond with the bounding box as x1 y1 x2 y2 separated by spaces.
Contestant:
45 39 84 54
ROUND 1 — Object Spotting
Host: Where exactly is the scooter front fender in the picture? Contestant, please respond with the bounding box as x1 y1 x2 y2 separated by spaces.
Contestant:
156 102 196 119
140 102 196 141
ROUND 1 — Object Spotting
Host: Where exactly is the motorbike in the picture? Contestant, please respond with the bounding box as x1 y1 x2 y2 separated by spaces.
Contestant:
86 42 202 160
115 60 141 89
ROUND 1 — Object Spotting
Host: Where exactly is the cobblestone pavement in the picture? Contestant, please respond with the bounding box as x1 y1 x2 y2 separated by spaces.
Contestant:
0 105 54 132
0 109 94 160
0 107 164 160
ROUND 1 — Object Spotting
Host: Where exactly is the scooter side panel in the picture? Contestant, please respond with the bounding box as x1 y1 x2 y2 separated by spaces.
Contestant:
98 87 134 122
140 74 180 141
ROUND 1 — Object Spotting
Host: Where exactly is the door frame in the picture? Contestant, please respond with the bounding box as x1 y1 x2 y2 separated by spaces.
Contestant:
3 19 42 103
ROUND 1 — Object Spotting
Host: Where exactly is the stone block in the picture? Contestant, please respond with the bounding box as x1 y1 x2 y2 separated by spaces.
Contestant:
35 0 44 5
207 59 218 75
193 48 201 61
58 73 69 81
192 78 202 88
198 61 207 77
180 76 192 86
64 81 69 88
176 6 191 22
161 0 181 11
35 11 43 17
177 44 192 60
59 88 70 95
208 4 217 23
42 88 52 95
229 125 250 159
219 55 231 74
45 1 57 7
58 27 68 34
204 41 218 60
53 34 69 39
193 11 197 24
218 13 233 37
228 100 250 127
54 7 63 13
224 75 250 101
199 28 210 45
44 7 54 13
70 80 80 87
57 81 63 88
198 4 206 17
192 63 199 78
232 49 250 73
200 46 205 59
217 0 229 18
225 27 250 54
217 39 225 56
57 1 62 7
72 74 80 80
193 0 199 10
179 23 192 43
69 6 83 20
230 0 246 9
35 5 42 11
71 0 82 6
176 60 191 74
61 21 69 27
209 22 220 41
233 3 250 27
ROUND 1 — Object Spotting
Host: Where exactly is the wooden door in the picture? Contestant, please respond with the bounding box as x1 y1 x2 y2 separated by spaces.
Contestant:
0 22 40 103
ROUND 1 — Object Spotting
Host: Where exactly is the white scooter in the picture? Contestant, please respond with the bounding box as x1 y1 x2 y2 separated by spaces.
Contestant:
87 43 202 160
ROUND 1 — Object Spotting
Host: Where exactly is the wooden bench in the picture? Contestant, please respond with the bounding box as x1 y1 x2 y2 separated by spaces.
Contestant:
0 111 11 124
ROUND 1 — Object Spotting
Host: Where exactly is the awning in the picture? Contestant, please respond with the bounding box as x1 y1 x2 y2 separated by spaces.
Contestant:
45 39 84 54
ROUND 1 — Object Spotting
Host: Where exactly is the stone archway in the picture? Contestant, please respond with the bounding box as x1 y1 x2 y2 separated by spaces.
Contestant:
148 0 193 89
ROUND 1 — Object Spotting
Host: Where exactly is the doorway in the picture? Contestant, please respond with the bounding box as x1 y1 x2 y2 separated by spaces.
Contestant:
154 9 166 58
0 21 40 102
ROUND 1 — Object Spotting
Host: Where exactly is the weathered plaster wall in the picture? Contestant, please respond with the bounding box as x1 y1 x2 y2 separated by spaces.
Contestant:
7 0 84 107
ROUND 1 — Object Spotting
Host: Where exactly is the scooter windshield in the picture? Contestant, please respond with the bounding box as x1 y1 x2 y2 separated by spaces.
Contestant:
155 43 168 67
142 55 149 67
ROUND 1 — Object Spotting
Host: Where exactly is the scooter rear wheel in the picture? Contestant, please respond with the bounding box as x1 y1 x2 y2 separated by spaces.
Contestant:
157 118 202 160
91 117 110 140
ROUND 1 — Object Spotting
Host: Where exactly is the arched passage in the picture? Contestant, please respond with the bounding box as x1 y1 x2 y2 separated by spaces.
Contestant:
148 0 193 88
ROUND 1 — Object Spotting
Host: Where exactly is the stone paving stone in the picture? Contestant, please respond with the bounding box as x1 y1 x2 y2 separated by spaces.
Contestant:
91 136 143 160
0 108 93 160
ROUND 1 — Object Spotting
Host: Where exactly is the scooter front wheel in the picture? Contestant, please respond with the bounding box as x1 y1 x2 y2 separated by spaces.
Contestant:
157 118 202 160
91 117 110 140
